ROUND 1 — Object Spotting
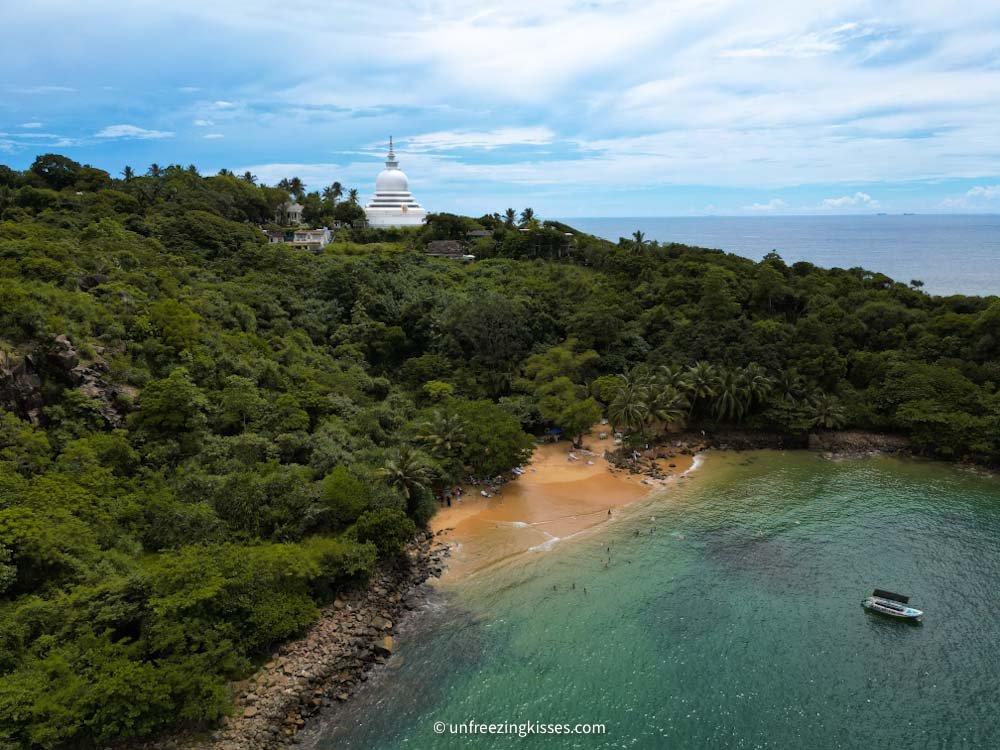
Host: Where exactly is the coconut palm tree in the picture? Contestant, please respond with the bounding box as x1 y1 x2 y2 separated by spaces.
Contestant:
655 364 690 390
147 163 163 179
632 230 647 252
417 411 466 458
810 393 847 429
684 361 719 415
607 381 650 436
741 362 774 408
647 383 689 433
520 207 535 225
241 171 257 184
348 188 360 204
377 446 434 513
323 182 343 205
288 177 305 199
774 368 806 402
503 208 517 228
120 166 134 182
713 369 750 422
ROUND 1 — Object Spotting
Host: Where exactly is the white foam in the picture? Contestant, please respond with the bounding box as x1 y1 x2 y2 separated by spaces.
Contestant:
682 453 706 476
529 532 561 552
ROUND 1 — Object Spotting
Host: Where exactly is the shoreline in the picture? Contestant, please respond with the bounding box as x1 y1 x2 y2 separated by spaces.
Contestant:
131 428 950 749
129 533 449 750
430 428 703 583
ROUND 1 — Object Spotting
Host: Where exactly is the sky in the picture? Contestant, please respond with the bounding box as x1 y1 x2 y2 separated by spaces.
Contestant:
2 0 1000 217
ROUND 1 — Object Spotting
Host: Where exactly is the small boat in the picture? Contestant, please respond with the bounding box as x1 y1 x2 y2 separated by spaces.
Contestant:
862 589 923 620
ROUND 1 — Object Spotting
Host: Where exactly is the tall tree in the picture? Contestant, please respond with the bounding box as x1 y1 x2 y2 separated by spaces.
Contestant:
377 446 434 515
632 230 647 252
503 208 517 228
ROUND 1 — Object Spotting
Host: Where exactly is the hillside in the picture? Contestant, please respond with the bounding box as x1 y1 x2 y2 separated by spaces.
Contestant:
1 154 999 747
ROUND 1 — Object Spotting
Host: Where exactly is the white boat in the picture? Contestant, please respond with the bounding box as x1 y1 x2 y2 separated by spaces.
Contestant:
862 589 923 620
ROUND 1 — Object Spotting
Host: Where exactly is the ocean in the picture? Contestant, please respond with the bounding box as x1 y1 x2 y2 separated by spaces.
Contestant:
560 215 1000 298
301 453 1000 749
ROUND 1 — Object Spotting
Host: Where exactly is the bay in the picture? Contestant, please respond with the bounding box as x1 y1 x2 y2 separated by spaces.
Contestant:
304 453 1000 749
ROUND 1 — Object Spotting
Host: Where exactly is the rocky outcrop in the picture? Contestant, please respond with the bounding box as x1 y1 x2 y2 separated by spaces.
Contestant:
807 430 910 457
128 532 451 750
0 348 44 422
0 335 127 426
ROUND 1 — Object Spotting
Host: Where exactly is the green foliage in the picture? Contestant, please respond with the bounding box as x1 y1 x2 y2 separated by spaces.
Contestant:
319 466 376 529
350 508 416 557
0 152 998 744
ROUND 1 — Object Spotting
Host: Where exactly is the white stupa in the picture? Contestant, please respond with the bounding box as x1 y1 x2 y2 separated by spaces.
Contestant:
364 137 427 228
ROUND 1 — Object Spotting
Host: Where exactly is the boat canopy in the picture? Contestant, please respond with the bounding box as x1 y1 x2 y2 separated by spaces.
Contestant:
872 589 909 604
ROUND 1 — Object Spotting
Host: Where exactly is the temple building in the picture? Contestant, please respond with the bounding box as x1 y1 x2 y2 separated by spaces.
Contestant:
364 137 427 227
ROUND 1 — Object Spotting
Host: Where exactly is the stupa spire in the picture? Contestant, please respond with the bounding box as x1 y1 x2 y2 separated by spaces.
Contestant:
385 136 398 168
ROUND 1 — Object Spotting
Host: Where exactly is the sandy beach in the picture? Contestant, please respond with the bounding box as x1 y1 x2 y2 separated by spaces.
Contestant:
431 428 699 581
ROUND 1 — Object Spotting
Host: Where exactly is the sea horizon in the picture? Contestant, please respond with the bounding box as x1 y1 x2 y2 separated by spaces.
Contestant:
559 213 1000 297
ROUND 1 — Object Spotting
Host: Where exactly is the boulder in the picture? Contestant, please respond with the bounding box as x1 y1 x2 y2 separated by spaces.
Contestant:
373 635 394 656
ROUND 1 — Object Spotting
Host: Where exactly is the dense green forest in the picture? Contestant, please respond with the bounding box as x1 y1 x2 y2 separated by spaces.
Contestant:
0 154 998 747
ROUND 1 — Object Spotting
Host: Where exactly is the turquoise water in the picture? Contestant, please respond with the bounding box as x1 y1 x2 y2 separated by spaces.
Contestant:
304 453 1000 749
562 215 1000 297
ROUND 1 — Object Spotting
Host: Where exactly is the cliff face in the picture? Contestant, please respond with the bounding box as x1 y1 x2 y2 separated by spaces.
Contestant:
0 335 126 426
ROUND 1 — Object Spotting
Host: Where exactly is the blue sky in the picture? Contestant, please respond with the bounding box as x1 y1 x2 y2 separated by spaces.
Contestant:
2 0 1000 217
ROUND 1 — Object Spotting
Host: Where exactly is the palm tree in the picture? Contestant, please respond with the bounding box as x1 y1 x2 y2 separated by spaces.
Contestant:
520 207 535 226
503 208 517 228
288 177 305 199
810 393 847 429
377 445 434 513
218 168 234 177
417 411 466 459
120 166 134 182
607 380 650 436
632 230 647 252
348 188 359 204
647 383 689 433
713 369 750 422
241 171 257 184
684 361 719 416
147 163 163 179
741 363 774 408
774 369 805 402
323 181 343 205
655 364 690 390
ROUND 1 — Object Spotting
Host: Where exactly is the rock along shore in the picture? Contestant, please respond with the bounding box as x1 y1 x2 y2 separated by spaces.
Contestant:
129 530 450 750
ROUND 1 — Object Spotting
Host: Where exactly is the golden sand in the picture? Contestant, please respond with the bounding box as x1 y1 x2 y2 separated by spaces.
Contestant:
431 429 696 582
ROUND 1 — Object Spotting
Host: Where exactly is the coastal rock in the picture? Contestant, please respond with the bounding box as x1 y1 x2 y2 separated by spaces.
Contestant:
127 536 447 750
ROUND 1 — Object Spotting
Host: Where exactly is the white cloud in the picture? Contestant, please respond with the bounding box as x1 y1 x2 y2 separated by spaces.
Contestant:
178 86 201 93
213 100 236 108
747 198 788 211
203 133 225 139
821 191 880 208
939 184 1000 209
95 124 174 139
401 127 555 152
720 21 878 59
19 122 43 128
193 119 214 127
966 184 1000 200
7 85 75 94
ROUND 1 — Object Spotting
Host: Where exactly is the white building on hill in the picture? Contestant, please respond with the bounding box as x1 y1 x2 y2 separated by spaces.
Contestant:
364 137 427 228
